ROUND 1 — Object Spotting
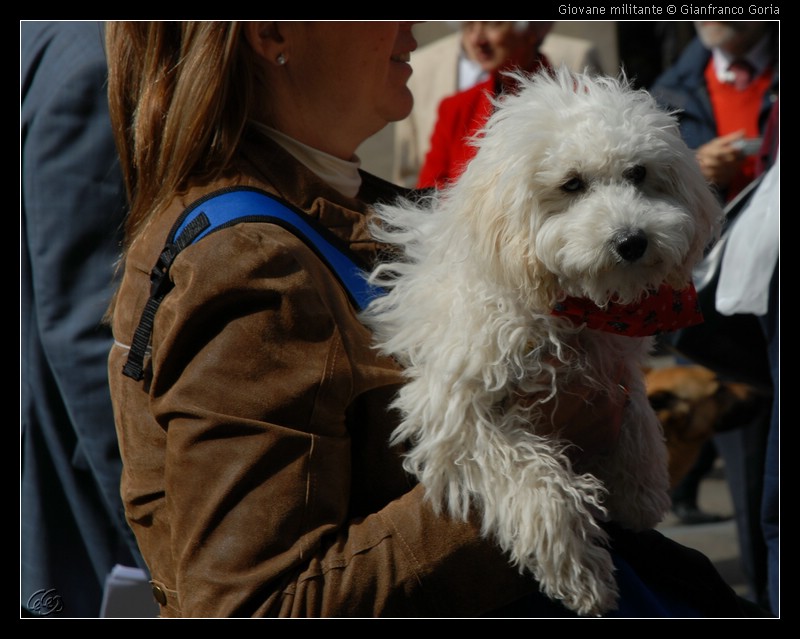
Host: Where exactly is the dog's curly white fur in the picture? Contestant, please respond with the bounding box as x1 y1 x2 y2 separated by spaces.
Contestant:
361 69 723 616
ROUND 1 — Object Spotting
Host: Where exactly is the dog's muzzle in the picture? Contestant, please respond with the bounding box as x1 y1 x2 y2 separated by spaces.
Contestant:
613 229 648 262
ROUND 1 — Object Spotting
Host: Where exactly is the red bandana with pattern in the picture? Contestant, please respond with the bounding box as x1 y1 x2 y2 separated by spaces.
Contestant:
551 283 704 336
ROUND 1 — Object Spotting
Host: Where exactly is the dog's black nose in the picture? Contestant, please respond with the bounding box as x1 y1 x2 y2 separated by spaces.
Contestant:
614 229 648 262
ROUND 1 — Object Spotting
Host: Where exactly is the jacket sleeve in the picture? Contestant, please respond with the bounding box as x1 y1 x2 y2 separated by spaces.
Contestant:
143 224 535 617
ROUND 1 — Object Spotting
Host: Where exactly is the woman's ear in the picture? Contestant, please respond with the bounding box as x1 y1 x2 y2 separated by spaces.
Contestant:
244 21 287 66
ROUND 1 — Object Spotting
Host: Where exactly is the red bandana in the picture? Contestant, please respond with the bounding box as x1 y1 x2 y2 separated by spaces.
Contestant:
551 283 704 337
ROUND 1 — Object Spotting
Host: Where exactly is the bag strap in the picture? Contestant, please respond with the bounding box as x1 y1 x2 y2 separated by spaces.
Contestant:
122 186 383 381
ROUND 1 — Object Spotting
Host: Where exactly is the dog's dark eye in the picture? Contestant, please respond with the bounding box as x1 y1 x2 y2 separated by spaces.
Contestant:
624 165 647 184
561 176 585 193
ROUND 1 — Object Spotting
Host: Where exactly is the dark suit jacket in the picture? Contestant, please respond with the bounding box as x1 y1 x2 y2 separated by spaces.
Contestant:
21 20 145 617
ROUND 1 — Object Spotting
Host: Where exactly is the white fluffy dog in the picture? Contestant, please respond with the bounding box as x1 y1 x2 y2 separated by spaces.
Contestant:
361 69 723 616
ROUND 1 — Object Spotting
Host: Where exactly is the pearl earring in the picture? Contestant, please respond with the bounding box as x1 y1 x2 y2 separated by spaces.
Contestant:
276 53 287 65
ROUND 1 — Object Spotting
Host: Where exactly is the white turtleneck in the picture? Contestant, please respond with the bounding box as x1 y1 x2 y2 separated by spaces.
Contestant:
252 122 363 199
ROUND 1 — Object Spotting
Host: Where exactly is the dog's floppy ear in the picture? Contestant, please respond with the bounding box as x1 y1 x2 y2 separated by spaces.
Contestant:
445 158 562 311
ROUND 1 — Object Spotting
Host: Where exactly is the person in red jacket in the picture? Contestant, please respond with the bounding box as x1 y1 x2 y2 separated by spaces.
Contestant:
417 22 553 189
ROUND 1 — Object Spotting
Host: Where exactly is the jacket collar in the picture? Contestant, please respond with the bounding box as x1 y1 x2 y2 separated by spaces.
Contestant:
235 124 411 265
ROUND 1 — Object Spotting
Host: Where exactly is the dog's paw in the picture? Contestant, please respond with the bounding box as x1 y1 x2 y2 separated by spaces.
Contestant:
525 519 619 617
543 550 619 617
563 576 619 617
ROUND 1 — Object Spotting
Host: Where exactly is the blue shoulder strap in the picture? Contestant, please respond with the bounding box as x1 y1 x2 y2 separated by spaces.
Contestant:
122 186 384 381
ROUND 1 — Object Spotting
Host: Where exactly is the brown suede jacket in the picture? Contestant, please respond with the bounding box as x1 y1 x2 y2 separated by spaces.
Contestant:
108 129 536 617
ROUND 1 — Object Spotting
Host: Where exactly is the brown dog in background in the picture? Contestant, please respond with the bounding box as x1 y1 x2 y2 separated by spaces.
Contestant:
645 364 766 490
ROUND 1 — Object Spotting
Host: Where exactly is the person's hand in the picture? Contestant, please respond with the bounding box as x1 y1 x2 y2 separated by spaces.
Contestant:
695 130 747 189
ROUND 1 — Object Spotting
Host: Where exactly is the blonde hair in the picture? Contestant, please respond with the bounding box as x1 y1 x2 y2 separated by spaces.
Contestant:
106 21 260 255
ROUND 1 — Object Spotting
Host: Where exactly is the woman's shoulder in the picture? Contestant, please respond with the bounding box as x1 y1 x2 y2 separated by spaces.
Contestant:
130 174 382 300
127 178 257 264
116 178 337 344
